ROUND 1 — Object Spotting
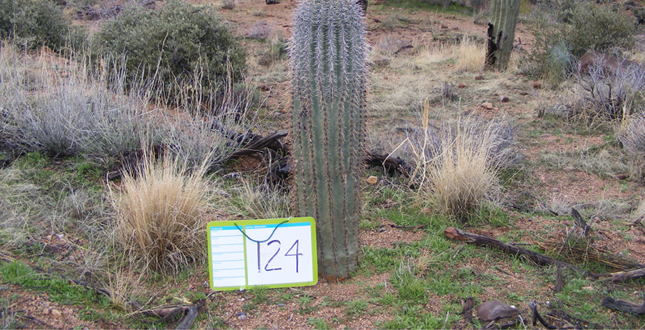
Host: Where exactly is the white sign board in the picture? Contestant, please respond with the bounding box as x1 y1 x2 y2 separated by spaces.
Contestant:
207 217 318 290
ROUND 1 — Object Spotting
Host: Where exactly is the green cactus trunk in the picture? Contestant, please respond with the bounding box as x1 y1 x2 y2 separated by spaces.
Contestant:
289 0 367 280
486 0 520 71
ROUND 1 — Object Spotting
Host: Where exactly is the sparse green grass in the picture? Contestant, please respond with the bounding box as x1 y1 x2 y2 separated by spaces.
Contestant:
0 261 110 307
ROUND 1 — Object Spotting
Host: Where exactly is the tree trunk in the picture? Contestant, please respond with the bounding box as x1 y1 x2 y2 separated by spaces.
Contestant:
485 0 520 71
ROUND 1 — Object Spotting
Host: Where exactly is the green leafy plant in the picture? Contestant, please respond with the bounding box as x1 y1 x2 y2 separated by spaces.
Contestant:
0 0 74 50
94 0 246 102
528 1 635 79
290 0 368 279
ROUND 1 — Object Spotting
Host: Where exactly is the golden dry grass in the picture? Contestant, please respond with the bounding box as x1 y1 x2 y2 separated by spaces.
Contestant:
111 152 211 274
453 37 485 72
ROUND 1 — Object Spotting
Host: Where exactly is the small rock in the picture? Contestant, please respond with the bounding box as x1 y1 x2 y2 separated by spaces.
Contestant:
237 312 247 320
440 24 448 29
278 303 285 307
481 102 494 110
366 176 378 185
499 95 509 102
273 111 282 116
540 134 550 138
532 82 542 89
474 75 484 80
519 91 529 95
458 83 465 88
475 300 519 322
371 55 391 67
43 308 50 315
51 309 62 318
582 286 594 291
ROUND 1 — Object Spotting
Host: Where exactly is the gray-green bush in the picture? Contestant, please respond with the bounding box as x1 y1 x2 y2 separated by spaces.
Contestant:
94 0 246 102
0 0 73 50
528 1 636 80
0 44 252 172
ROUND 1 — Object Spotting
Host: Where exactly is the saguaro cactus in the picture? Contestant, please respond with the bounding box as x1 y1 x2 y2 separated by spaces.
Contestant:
289 0 367 280
485 0 521 71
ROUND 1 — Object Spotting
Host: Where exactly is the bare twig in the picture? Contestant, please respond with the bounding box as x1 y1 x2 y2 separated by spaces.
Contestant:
529 301 556 329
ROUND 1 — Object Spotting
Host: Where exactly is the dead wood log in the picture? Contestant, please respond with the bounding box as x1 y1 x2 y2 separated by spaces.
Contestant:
598 268 645 282
601 297 645 315
444 227 645 284
444 227 584 273
529 301 556 329
462 296 475 325
228 130 288 158
175 305 202 330
365 151 410 176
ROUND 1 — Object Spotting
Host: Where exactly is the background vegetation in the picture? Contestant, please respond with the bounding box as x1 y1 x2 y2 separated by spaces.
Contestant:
0 0 643 328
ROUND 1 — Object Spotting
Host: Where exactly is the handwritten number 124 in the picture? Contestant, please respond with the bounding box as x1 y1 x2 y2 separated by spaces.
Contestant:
257 240 303 273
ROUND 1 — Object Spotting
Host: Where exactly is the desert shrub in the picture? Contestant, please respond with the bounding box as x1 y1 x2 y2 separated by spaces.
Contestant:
0 0 73 50
528 1 635 80
111 154 212 274
94 0 246 102
618 113 645 184
575 58 645 120
0 43 252 171
246 21 274 40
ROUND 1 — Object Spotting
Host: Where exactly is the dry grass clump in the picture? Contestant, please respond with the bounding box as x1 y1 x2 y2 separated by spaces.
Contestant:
618 112 645 184
111 153 212 274
634 199 645 223
229 180 291 220
103 267 142 311
454 37 485 72
246 21 275 40
403 100 517 219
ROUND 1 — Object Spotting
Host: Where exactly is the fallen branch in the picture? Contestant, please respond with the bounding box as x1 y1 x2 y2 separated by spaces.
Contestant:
529 301 556 329
365 151 410 176
228 130 288 158
597 268 645 282
175 305 202 330
601 297 645 315
444 227 584 273
444 227 645 284
462 296 475 325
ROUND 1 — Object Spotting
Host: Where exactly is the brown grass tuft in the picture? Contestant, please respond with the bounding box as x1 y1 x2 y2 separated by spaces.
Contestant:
111 152 211 274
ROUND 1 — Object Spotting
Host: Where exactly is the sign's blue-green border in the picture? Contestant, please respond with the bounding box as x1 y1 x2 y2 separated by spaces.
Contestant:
207 217 318 291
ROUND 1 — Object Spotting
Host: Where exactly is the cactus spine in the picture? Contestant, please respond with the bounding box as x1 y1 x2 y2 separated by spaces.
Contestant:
289 0 367 279
486 0 520 71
